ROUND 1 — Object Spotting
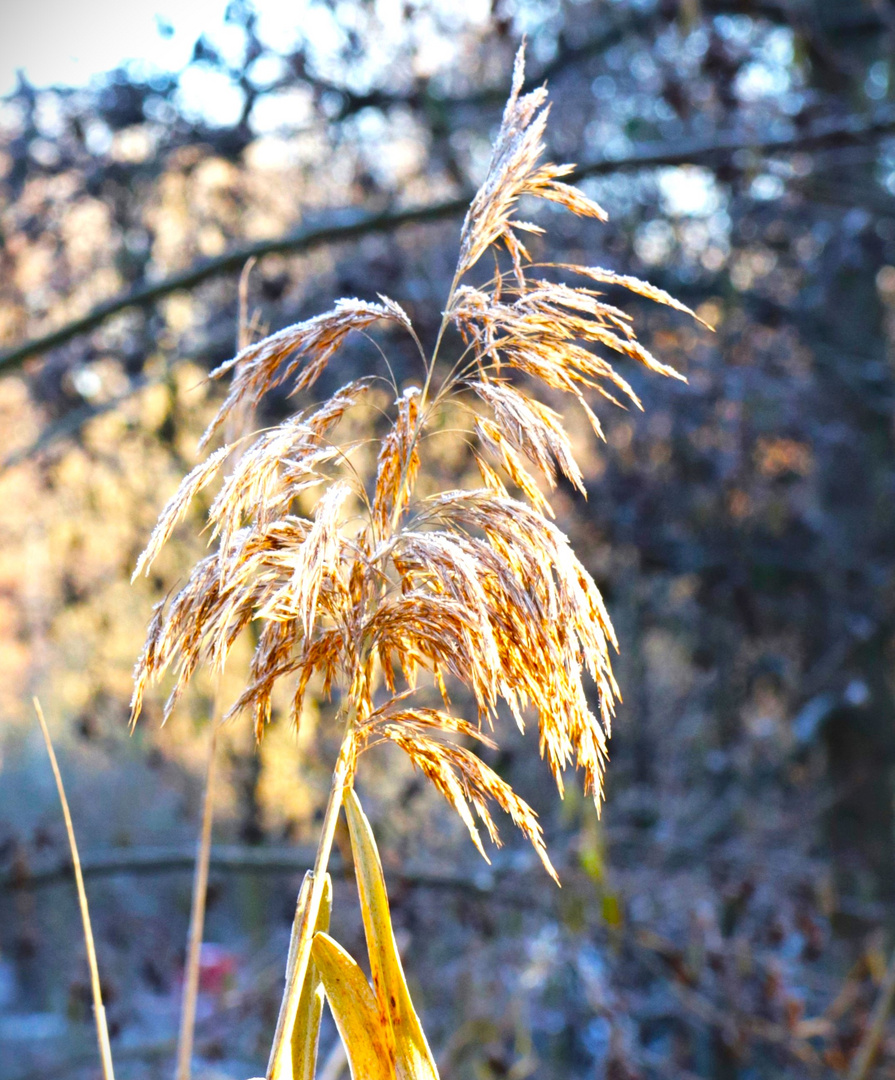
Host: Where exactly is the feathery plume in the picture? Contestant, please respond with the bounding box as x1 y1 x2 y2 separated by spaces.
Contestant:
201 300 411 449
132 48 708 1078
133 43 701 880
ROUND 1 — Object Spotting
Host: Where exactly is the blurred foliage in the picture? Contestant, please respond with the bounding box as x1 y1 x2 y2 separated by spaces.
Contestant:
2 1 895 1078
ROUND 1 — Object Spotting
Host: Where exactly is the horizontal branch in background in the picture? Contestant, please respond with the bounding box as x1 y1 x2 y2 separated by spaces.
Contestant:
1 843 314 889
0 843 500 896
257 2 890 124
0 199 469 378
1 104 893 379
6 838 887 924
324 12 657 118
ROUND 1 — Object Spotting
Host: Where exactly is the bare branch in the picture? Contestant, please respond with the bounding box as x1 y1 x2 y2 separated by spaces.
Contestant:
0 841 506 898
1 843 319 891
0 199 468 377
1 105 892 382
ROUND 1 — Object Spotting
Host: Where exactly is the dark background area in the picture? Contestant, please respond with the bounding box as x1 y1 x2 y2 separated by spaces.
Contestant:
1 1 895 1077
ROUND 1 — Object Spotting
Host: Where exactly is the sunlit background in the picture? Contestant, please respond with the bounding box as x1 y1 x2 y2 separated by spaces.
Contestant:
2 2 895 1078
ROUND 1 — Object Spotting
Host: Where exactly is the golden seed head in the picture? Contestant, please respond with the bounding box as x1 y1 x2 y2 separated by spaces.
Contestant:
132 44 699 871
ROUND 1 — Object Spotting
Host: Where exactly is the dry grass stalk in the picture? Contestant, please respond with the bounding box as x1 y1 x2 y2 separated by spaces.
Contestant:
34 699 116 1080
174 721 219 1080
131 42 701 1078
176 263 260 1080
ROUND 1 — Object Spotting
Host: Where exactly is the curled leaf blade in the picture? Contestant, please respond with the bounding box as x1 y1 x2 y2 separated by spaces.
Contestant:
344 788 439 1080
311 931 395 1080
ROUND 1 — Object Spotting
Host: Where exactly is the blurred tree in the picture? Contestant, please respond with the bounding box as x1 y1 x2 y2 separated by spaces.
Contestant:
2 2 895 1077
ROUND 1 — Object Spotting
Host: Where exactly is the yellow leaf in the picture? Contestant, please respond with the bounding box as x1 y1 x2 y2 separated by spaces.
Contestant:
311 931 395 1080
290 872 333 1080
344 787 440 1080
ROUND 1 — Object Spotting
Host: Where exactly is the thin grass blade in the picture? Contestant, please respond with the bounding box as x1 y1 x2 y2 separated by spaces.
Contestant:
34 698 116 1080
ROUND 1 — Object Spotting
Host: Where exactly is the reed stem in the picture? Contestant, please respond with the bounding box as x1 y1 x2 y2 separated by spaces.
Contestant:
175 722 219 1080
266 724 357 1080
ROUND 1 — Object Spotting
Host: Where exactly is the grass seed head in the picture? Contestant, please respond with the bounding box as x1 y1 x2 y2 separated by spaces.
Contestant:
132 44 700 869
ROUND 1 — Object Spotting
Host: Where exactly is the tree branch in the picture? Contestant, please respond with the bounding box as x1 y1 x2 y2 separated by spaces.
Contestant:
250 2 890 125
0 199 469 377
2 843 318 890
323 12 660 120
0 842 502 896
572 103 895 175
1 105 893 379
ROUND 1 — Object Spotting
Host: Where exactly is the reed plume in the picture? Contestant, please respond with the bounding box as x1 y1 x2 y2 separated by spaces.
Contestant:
131 42 702 1079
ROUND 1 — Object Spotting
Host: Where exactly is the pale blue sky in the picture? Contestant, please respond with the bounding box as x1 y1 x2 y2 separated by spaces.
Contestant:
1 0 493 124
0 0 246 96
